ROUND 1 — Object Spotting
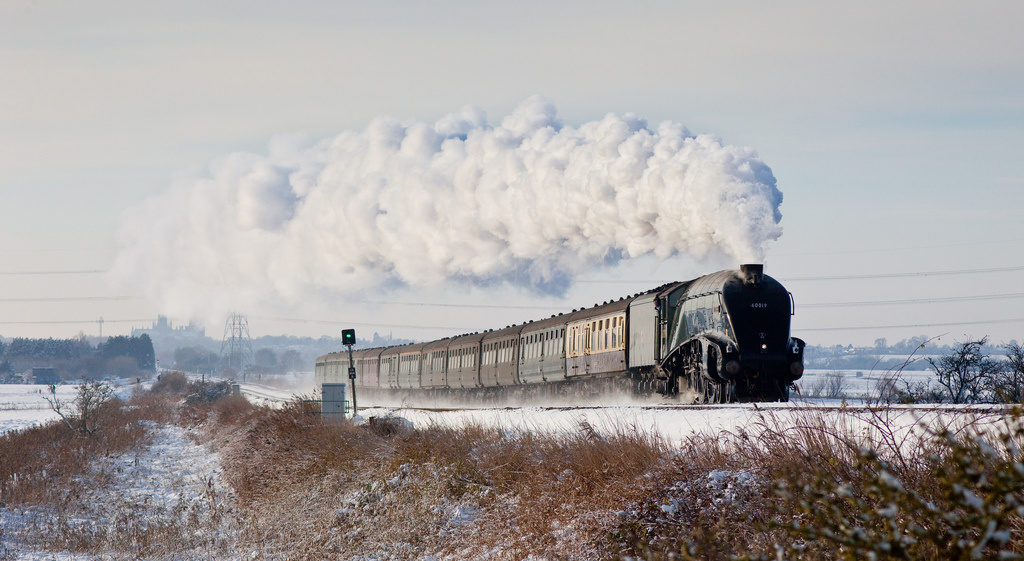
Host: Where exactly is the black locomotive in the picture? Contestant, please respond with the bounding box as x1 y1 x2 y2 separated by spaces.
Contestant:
316 264 805 403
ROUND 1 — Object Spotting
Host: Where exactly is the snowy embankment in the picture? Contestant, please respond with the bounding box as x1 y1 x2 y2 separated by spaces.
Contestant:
2 417 235 560
1 381 1015 559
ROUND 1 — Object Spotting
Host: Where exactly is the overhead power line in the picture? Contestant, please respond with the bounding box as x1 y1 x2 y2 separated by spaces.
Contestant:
356 292 1024 310
0 296 139 302
794 317 1024 333
353 300 565 311
254 316 478 332
0 318 153 326
784 265 1024 282
802 292 1024 308
573 265 1024 285
0 269 106 276
777 237 1024 257
0 247 120 254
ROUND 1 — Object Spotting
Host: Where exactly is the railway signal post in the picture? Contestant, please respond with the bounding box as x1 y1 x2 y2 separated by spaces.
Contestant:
342 329 357 416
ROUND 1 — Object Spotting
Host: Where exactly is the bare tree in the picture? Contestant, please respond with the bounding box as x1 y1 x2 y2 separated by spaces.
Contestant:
43 381 116 436
870 337 944 404
991 342 1024 403
873 371 901 404
822 370 847 399
928 338 1000 404
806 370 848 400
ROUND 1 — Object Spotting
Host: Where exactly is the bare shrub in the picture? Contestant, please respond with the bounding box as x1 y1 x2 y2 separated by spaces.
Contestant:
149 370 189 395
43 381 116 436
770 410 1024 559
178 383 258 429
819 370 847 399
184 379 233 404
612 405 1024 560
210 392 258 425
0 392 173 508
873 370 903 404
803 370 848 400
992 341 1024 403
929 338 1000 404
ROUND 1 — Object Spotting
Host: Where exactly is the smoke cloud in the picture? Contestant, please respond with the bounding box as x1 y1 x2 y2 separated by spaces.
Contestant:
111 96 783 320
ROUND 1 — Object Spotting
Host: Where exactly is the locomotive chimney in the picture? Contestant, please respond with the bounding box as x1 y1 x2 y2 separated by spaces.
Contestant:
740 263 764 285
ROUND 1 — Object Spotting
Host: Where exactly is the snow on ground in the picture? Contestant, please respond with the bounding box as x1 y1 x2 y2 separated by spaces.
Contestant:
1 420 235 560
0 381 144 434
0 384 83 433
2 377 991 451
353 400 1001 448
0 378 1006 559
796 367 936 400
235 381 302 407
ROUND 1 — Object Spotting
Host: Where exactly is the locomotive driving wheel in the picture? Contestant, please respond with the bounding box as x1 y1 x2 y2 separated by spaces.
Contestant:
705 346 735 404
683 342 707 404
681 340 734 404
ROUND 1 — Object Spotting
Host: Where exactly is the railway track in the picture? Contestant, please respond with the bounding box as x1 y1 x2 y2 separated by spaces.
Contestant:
177 373 298 405
354 402 1013 414
238 385 297 404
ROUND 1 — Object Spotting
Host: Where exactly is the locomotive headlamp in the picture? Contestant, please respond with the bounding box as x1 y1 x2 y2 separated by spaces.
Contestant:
790 361 804 377
725 360 741 375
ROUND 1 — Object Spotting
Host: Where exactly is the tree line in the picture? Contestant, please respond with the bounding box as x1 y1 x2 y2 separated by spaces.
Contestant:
0 334 155 382
170 345 306 378
805 335 1016 371
877 338 1024 404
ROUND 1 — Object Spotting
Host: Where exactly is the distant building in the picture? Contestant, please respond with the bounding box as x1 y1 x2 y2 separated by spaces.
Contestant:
32 367 60 385
131 316 213 372
132 316 205 339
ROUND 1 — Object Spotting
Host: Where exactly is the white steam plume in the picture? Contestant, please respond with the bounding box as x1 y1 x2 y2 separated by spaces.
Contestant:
111 96 783 321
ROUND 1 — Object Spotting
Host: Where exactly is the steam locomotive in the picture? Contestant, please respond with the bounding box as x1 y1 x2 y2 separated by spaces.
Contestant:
315 264 805 404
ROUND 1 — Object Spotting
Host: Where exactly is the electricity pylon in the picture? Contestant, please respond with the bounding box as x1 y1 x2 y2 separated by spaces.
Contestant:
220 313 255 381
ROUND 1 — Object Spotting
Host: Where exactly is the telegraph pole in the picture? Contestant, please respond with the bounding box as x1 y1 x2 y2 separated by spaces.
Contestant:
342 329 357 416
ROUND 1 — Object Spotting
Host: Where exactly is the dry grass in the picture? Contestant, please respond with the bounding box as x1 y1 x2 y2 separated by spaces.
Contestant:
191 401 670 560
9 384 1024 560
613 406 1024 560
175 401 1024 559
0 384 213 559
149 370 190 394
0 391 175 508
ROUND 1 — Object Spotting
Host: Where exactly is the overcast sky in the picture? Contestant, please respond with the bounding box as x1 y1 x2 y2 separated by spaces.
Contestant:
1 1 1022 348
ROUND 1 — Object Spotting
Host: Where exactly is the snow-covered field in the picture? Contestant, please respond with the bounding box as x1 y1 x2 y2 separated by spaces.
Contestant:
0 382 143 434
0 383 83 433
0 370 953 447
796 367 936 400
0 374 997 560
